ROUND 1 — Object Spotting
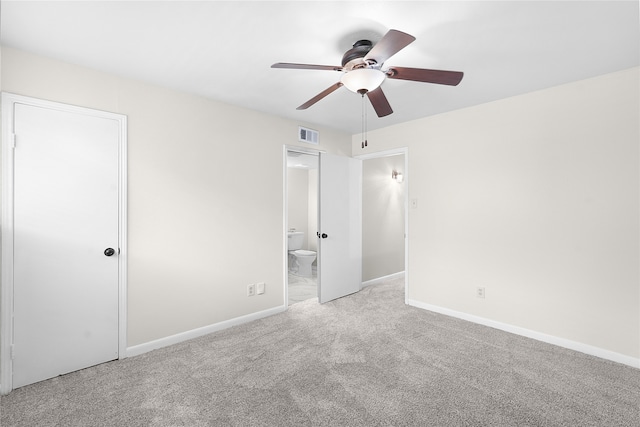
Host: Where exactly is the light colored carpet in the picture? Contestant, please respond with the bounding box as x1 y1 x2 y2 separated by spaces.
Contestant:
1 277 639 426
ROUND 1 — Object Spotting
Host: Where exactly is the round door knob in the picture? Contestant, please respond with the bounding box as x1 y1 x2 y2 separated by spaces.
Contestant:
104 248 116 257
321 233 328 239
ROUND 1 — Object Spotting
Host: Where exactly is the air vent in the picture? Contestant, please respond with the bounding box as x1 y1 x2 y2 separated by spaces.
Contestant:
298 126 319 145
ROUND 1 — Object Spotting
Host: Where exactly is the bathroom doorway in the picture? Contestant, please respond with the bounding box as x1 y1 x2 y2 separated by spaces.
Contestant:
284 147 363 306
285 149 319 305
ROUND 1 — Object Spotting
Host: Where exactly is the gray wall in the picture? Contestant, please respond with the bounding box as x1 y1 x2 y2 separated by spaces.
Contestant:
362 155 405 281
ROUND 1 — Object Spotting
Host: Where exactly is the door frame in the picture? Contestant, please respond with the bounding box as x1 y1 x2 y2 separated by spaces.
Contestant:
283 145 323 307
0 93 128 394
355 147 409 304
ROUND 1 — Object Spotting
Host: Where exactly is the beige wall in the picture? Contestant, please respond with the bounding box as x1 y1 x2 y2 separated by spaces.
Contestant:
287 166 318 252
362 155 405 281
287 168 309 247
353 67 640 359
1 47 351 347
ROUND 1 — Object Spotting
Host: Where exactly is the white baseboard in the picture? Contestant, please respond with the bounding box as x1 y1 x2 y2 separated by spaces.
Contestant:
126 305 287 358
362 271 405 288
408 299 640 369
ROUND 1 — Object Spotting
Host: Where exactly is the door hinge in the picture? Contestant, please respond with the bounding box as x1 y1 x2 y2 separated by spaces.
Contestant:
10 344 15 360
11 133 17 149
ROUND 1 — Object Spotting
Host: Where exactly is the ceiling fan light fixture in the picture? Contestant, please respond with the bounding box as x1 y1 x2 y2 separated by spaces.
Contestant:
341 68 386 93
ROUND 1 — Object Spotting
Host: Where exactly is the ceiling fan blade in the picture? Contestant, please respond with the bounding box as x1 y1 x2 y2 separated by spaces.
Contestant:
366 87 393 117
387 67 464 86
272 62 343 72
364 29 416 65
297 82 344 110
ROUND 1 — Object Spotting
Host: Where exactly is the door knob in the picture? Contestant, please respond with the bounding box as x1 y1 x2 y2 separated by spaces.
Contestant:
104 248 116 257
321 233 328 239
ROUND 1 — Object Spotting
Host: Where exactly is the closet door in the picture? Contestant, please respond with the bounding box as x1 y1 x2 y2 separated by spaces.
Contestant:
12 101 120 388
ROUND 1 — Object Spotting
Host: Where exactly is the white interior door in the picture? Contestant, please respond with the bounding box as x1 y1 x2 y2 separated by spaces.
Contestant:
318 152 362 303
12 102 120 388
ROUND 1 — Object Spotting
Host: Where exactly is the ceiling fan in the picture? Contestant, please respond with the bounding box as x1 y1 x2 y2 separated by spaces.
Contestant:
271 29 464 117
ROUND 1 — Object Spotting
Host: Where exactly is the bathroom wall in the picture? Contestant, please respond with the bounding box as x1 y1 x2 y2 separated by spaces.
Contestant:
287 167 309 248
362 155 405 282
287 166 317 253
353 67 640 362
0 46 352 351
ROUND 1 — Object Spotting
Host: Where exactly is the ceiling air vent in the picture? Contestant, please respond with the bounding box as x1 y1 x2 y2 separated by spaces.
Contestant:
298 126 319 145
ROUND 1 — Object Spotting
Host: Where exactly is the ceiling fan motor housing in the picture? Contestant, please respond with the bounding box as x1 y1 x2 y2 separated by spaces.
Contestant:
341 40 374 70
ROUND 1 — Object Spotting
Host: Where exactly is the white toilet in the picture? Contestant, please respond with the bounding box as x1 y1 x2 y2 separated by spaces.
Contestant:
287 231 317 277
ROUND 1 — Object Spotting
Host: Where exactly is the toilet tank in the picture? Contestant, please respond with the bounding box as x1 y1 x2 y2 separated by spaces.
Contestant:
287 231 304 250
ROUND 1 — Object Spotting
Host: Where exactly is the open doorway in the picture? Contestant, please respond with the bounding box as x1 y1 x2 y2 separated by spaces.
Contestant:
285 149 319 305
357 148 408 302
283 147 364 306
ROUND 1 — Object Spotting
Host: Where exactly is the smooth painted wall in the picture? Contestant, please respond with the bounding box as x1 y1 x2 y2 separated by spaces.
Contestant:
353 68 640 359
287 168 310 247
362 155 405 281
287 167 318 253
0 47 351 348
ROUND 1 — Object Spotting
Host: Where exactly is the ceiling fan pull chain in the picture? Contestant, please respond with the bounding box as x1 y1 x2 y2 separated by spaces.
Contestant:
361 93 365 149
364 94 368 147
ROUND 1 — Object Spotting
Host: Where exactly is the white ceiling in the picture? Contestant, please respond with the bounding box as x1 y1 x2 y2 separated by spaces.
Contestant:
2 1 638 134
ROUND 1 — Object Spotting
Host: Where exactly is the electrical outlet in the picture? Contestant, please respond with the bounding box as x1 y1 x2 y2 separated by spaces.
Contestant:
256 282 265 295
247 284 256 297
476 287 485 299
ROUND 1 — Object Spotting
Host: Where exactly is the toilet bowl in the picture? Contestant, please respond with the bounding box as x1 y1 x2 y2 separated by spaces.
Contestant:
289 249 316 277
287 231 317 277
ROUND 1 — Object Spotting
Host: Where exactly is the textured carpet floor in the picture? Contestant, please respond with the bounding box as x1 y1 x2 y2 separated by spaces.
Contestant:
1 277 639 426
